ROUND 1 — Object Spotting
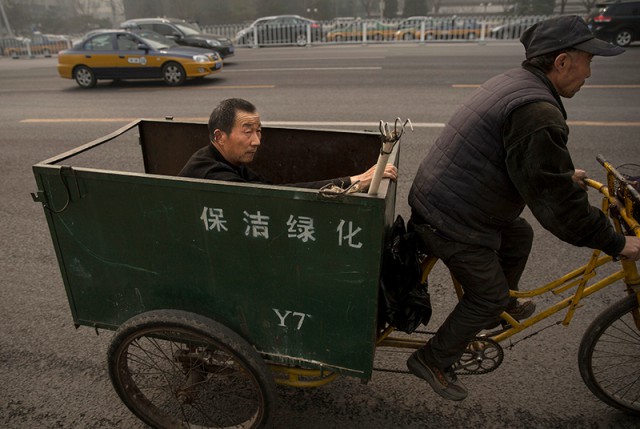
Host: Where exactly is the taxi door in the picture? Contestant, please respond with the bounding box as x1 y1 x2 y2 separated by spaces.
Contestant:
77 33 120 78
115 33 157 79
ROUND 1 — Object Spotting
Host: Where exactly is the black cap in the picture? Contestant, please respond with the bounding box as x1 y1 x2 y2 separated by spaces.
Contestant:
520 15 625 59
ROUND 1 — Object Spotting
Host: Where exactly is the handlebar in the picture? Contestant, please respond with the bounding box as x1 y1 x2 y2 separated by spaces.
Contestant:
588 155 640 238
596 154 640 202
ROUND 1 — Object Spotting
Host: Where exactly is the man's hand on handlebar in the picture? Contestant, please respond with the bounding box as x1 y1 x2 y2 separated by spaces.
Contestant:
573 169 589 191
619 236 640 261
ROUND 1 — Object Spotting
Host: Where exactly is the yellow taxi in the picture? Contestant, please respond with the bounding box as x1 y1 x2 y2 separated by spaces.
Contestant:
57 29 223 88
326 20 398 42
395 16 484 41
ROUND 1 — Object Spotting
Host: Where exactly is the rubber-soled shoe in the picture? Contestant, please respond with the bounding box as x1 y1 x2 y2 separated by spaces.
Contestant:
507 299 536 320
407 348 468 401
485 299 536 330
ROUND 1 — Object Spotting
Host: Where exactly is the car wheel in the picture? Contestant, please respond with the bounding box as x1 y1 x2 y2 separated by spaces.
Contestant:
614 29 632 47
162 62 186 86
295 33 307 46
73 65 96 88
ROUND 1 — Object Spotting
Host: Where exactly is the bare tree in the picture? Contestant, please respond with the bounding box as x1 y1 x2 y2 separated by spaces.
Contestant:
582 0 599 13
432 0 442 14
558 0 568 14
70 0 102 16
359 0 377 17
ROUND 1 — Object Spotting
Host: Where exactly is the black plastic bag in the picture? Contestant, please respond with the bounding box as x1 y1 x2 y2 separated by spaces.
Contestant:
379 215 432 333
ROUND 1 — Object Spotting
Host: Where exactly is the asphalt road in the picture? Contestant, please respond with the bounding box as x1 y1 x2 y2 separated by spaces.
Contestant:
1 42 640 429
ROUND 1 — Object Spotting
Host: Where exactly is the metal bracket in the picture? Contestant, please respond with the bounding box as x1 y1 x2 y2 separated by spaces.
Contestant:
32 166 81 214
31 190 46 203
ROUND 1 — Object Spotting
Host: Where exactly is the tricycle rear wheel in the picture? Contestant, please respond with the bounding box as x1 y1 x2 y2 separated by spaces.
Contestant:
578 294 640 415
107 309 276 428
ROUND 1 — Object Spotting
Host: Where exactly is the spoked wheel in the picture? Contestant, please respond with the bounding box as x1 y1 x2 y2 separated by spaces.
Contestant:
162 62 186 86
295 34 307 47
453 337 504 375
74 65 96 88
614 29 633 47
579 294 640 415
246 35 257 47
108 310 277 428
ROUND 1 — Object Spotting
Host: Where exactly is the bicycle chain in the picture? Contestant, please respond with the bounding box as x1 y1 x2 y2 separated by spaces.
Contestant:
452 336 504 375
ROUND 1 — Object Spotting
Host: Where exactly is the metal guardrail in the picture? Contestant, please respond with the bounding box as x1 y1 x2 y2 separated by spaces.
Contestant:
0 38 72 58
201 15 549 47
0 16 548 57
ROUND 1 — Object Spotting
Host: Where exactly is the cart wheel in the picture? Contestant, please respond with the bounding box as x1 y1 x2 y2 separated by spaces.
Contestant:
107 309 276 428
578 294 640 415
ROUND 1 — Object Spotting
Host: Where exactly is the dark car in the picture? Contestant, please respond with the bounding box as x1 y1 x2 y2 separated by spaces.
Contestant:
57 29 223 88
586 1 640 47
235 15 322 46
120 18 234 58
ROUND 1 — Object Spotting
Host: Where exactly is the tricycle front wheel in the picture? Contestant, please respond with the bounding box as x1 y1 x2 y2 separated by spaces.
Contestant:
107 309 276 428
578 294 640 415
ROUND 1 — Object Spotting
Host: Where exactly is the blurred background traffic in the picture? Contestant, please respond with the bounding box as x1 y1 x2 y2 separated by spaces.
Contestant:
2 0 635 59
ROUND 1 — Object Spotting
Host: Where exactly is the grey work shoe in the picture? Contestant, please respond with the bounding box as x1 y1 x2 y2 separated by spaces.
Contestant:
507 299 536 320
407 348 468 401
485 298 536 330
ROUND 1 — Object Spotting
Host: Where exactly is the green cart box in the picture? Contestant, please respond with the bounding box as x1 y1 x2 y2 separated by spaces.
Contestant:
33 119 399 383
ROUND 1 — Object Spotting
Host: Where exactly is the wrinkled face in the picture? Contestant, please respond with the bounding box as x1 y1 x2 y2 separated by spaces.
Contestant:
213 110 262 166
552 50 593 98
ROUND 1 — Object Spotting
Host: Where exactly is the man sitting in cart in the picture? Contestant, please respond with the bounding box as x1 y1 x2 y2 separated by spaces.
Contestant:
179 98 397 190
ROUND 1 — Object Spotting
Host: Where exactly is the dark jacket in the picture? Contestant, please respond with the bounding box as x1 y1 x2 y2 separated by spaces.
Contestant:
409 65 624 256
179 144 352 190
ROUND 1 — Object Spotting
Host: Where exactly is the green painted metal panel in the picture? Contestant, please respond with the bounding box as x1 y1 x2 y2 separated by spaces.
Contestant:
33 120 398 379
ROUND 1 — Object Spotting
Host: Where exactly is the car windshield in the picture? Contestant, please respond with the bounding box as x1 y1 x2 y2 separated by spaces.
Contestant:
174 22 201 36
399 19 432 28
134 31 178 49
252 18 273 27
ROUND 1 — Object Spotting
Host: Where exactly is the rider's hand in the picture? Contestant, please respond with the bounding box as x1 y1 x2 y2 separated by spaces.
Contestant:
350 163 397 191
572 169 589 191
619 236 640 261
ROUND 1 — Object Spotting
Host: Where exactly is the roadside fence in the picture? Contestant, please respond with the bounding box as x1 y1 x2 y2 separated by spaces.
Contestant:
0 15 550 57
0 37 72 59
201 15 549 47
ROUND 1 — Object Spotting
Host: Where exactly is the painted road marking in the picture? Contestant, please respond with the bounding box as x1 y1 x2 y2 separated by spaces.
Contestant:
226 67 382 72
19 119 640 127
452 84 640 89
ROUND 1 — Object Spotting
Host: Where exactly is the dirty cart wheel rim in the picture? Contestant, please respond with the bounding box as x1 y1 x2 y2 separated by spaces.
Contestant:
107 310 276 428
